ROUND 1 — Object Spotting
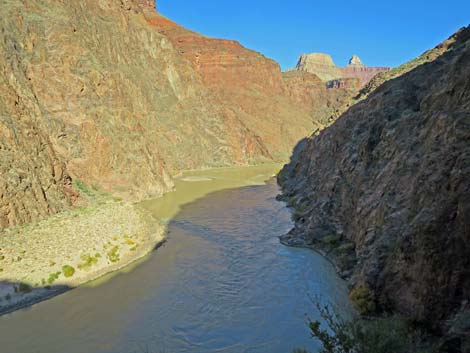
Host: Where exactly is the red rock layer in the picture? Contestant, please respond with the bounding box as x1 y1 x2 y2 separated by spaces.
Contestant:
144 11 316 160
339 66 390 85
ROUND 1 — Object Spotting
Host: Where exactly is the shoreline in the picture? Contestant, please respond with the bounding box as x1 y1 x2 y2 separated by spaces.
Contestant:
279 230 352 281
0 163 283 317
0 202 166 317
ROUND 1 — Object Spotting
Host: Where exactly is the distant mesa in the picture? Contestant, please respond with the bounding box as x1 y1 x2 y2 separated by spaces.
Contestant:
291 52 390 87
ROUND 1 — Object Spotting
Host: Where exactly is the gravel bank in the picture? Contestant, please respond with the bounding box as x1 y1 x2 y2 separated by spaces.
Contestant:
0 201 165 316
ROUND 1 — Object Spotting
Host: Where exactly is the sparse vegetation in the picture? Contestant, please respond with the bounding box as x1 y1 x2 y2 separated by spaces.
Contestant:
107 246 120 263
18 283 32 293
299 303 417 353
349 284 377 315
73 179 95 197
47 271 61 284
77 254 99 270
62 265 75 278
322 234 342 246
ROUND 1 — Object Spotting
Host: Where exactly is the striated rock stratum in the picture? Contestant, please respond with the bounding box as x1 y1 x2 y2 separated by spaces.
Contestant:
0 0 345 228
279 26 470 343
294 52 390 86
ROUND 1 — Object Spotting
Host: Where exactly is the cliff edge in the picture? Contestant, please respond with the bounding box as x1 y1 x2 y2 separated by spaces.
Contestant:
279 27 470 348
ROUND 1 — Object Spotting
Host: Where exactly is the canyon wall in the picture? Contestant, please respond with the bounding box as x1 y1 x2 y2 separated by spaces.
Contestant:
282 70 358 127
0 0 318 228
145 11 317 160
279 27 470 346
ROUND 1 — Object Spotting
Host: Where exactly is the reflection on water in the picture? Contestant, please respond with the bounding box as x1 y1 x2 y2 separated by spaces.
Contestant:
0 164 351 353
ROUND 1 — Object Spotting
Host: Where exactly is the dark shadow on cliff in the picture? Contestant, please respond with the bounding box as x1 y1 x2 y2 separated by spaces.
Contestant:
0 280 70 317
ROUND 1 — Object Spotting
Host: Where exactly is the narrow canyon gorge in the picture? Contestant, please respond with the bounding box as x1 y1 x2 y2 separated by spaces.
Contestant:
0 0 468 352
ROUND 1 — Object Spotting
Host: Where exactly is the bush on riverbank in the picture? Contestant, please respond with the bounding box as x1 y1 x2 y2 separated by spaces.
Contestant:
295 303 438 353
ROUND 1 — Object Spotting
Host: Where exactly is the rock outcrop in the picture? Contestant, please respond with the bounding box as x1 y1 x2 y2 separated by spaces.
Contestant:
282 70 358 126
355 26 470 102
0 0 319 228
295 53 343 82
294 52 390 86
348 54 364 66
145 12 317 161
279 26 470 346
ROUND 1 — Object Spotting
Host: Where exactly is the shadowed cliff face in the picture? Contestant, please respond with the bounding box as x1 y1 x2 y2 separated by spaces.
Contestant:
0 0 330 228
279 27 470 338
281 71 359 127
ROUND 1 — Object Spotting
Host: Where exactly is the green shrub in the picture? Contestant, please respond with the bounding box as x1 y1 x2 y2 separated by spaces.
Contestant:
349 284 377 315
62 265 75 278
107 246 120 263
47 271 61 284
307 304 411 353
18 283 32 293
77 254 98 270
322 234 342 246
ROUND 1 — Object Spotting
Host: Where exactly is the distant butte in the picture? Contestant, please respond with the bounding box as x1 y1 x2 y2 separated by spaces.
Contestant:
291 52 390 86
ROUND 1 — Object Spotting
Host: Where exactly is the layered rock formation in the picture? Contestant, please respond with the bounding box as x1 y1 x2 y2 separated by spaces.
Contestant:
294 52 390 86
279 26 470 346
145 12 317 161
295 53 343 82
0 0 319 228
282 70 358 126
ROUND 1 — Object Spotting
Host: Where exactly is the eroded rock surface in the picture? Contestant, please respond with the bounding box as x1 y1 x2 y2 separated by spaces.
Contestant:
282 70 358 127
0 0 319 228
279 27 470 343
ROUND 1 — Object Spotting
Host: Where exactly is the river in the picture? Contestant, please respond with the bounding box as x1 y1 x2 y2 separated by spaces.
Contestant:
0 165 351 353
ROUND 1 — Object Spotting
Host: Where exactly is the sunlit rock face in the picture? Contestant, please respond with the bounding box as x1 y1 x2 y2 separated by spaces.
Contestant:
279 27 470 340
295 53 343 81
348 54 364 67
294 52 390 86
0 0 320 228
281 71 358 127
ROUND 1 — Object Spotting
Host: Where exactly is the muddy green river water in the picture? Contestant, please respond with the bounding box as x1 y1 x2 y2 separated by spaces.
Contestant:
0 165 351 353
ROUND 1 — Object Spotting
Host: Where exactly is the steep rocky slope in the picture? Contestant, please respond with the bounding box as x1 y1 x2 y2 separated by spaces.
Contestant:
282 70 359 127
356 26 470 102
143 12 317 161
0 0 319 228
279 27 470 345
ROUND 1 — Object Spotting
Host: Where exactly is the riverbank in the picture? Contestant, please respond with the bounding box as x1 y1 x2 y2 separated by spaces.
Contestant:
0 164 282 317
0 163 352 353
0 199 165 316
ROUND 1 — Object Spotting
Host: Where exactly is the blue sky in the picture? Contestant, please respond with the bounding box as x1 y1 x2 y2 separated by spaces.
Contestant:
157 0 470 70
